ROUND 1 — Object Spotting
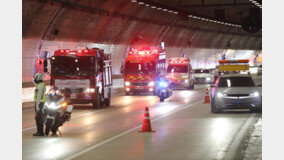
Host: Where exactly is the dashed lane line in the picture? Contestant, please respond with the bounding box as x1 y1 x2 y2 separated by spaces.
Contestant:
22 108 109 132
224 113 257 160
62 100 203 160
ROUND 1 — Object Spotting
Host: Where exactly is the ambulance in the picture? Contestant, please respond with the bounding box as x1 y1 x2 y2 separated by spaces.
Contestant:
166 57 195 89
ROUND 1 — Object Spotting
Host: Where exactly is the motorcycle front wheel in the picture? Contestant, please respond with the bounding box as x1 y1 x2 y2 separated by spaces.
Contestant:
45 118 53 136
160 96 165 102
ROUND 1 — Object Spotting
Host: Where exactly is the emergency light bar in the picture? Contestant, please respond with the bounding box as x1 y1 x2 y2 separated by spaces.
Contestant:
168 59 189 64
129 49 158 56
218 59 249 64
218 59 249 72
54 49 96 56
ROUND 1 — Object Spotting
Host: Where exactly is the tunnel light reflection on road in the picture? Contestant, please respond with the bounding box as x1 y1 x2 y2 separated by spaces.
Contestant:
211 118 230 143
156 104 176 114
43 138 64 159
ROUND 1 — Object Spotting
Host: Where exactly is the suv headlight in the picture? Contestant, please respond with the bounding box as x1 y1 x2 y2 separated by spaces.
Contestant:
216 92 226 98
125 81 131 86
148 81 155 86
250 91 260 97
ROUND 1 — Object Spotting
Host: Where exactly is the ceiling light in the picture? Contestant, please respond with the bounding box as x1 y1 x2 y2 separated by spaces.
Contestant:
151 6 156 8
138 2 144 4
162 8 168 11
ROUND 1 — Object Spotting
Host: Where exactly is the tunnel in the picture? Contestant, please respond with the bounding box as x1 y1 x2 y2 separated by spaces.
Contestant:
22 0 263 160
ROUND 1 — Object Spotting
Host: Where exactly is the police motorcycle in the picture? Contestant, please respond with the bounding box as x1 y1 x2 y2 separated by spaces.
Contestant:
43 88 73 135
156 77 172 102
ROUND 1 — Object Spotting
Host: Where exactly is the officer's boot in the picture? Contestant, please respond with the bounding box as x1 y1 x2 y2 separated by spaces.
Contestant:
33 113 44 136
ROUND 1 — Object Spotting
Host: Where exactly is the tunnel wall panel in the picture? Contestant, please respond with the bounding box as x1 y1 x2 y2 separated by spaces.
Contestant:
23 39 261 82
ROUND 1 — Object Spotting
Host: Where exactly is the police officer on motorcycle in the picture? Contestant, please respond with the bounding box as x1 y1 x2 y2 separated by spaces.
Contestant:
32 73 46 136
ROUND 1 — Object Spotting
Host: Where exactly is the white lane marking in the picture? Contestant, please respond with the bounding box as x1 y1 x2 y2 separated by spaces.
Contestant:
22 108 109 132
224 113 257 160
63 100 203 160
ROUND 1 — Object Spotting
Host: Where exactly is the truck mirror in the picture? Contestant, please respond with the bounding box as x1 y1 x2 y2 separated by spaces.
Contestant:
44 59 48 67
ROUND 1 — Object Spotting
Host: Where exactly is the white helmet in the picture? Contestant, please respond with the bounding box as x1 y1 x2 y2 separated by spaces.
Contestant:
33 73 44 84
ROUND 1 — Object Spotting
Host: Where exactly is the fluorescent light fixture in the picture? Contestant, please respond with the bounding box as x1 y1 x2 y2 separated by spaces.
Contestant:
151 6 156 8
162 8 168 11
138 2 144 4
157 7 162 10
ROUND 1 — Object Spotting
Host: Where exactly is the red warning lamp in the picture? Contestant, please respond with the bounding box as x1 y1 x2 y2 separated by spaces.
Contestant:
60 50 64 53
66 50 70 53
77 50 82 53
84 49 88 53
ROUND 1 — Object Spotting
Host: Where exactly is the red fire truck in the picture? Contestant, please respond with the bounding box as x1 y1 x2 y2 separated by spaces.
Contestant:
49 48 112 108
123 46 166 95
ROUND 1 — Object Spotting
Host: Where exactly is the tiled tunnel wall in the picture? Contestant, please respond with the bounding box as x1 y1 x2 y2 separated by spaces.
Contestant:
23 39 261 82
22 0 262 82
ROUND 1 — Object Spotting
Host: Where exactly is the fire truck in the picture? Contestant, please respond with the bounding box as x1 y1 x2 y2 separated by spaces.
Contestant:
123 46 166 95
48 48 112 108
166 57 195 89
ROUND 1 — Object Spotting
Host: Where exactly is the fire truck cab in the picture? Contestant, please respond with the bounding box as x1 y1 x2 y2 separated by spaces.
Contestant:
123 47 166 95
166 58 195 89
49 48 112 108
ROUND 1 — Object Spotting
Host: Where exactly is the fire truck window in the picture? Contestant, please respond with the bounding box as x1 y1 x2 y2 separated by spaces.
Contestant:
167 65 188 73
51 56 95 76
125 61 156 74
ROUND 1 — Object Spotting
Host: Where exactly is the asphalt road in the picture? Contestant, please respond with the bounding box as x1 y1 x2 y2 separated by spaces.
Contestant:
22 82 261 160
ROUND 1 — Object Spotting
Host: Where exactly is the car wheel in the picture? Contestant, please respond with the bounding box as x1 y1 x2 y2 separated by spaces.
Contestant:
211 101 222 113
250 108 262 113
45 118 53 136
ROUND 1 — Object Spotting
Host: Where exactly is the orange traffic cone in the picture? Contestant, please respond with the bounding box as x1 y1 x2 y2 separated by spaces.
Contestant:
204 88 210 103
139 107 155 132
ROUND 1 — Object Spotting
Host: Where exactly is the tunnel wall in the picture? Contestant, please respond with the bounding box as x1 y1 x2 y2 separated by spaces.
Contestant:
23 39 261 82
22 0 262 82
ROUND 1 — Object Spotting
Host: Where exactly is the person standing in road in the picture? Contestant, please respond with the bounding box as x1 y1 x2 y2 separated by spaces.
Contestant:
32 73 46 136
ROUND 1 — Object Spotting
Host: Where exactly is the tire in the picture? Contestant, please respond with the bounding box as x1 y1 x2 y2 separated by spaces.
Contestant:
45 118 53 136
104 89 111 107
51 126 58 134
211 101 222 113
104 98 111 107
160 96 165 102
250 108 262 113
93 91 101 109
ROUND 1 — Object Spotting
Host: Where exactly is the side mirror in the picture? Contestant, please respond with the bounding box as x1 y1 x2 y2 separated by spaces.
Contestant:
43 59 48 73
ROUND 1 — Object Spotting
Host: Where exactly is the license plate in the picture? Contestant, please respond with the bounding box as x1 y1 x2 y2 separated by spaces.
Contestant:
232 99 245 104
70 94 76 99
66 105 73 113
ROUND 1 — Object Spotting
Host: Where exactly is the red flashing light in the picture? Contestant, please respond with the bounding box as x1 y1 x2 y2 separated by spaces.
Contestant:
84 49 88 53
77 50 82 53
66 50 70 53
169 59 189 64
60 50 64 53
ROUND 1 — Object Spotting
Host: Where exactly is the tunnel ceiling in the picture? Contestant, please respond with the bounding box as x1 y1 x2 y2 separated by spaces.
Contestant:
22 0 262 50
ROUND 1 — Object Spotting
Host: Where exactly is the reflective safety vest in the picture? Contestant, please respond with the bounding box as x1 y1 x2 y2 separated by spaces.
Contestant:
34 82 46 102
